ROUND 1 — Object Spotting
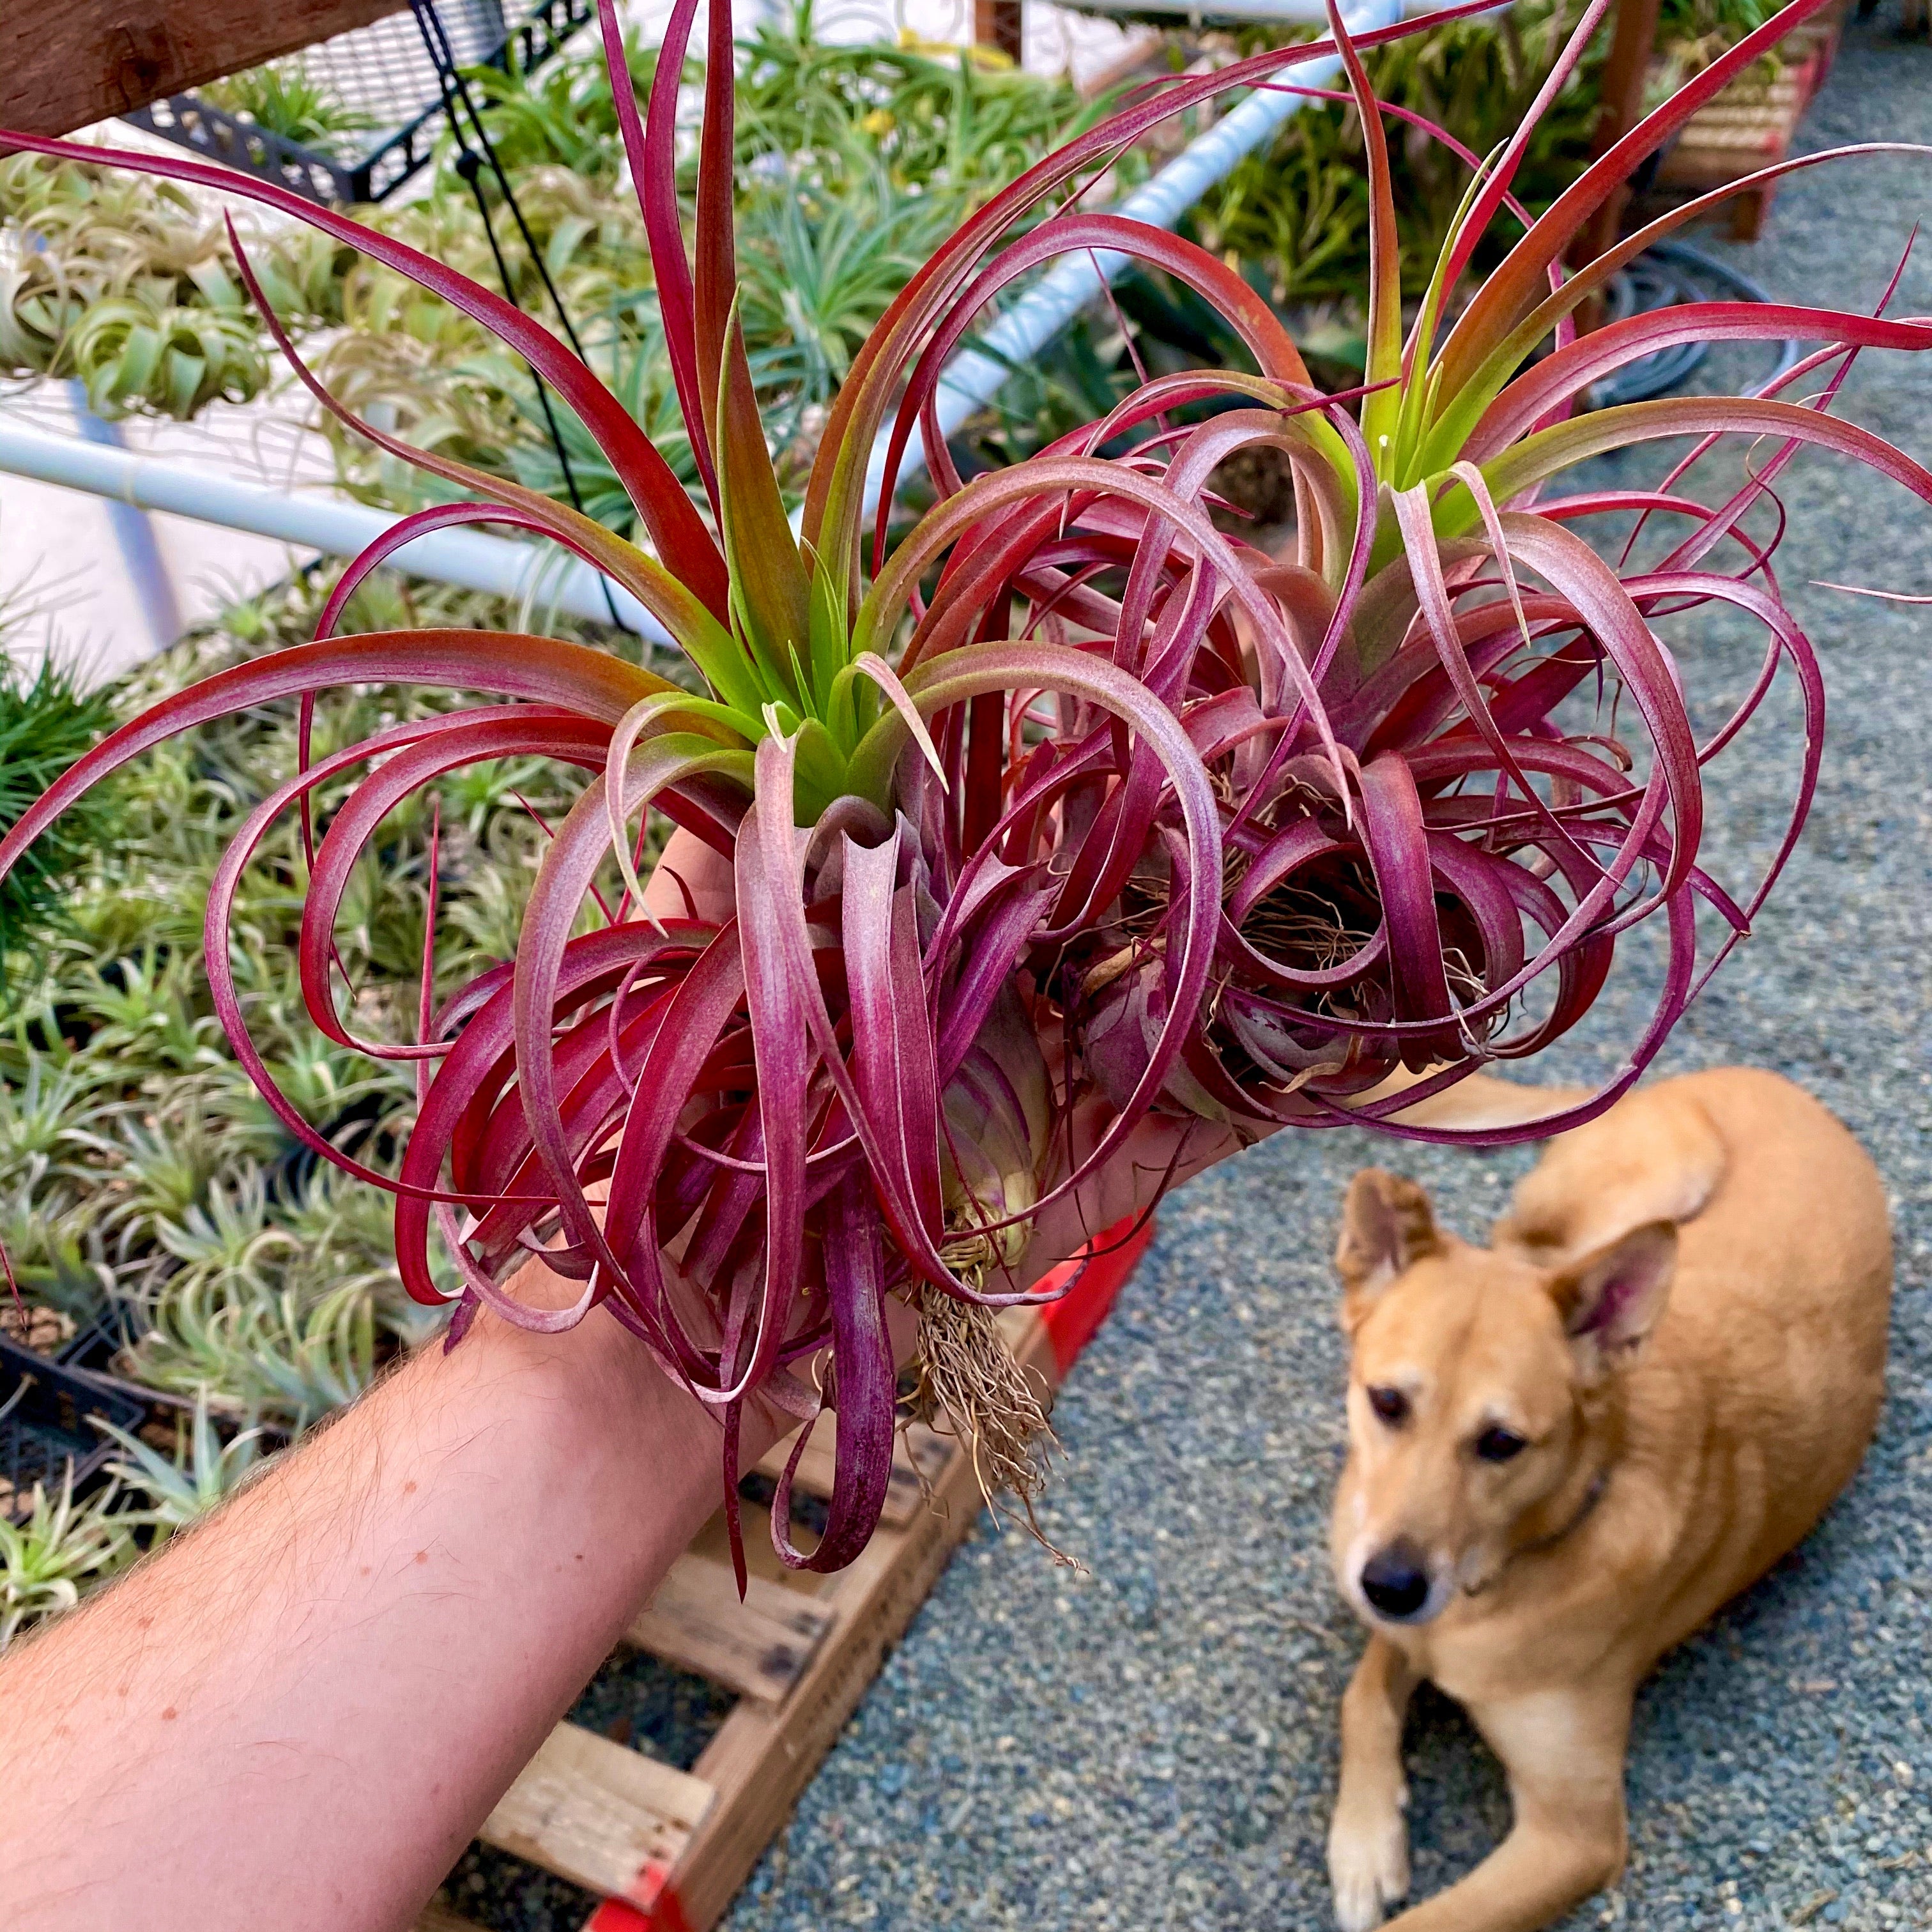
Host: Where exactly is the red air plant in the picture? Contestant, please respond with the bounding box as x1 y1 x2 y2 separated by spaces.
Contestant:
3 0 1930 1575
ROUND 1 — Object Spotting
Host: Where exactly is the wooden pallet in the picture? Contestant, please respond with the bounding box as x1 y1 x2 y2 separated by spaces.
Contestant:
422 1215 1156 1932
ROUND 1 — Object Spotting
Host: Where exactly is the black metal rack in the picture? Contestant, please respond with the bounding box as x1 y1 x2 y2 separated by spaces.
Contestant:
122 0 597 208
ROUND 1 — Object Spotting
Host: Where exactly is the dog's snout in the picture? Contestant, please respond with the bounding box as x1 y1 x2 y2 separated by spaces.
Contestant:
1360 1541 1432 1621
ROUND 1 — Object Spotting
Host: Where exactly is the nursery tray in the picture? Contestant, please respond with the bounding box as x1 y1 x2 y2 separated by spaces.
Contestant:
123 0 597 208
0 1330 146 1524
418 1213 1158 1932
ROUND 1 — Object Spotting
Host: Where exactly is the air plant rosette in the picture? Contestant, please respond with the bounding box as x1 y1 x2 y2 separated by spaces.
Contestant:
3 0 1929 1582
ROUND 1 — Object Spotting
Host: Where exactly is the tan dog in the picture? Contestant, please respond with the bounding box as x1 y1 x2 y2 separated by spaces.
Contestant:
1324 1068 1892 1931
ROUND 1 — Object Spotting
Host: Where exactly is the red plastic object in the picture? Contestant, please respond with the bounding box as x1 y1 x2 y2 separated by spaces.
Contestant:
590 1859 693 1932
1033 1211 1157 1379
586 1903 653 1932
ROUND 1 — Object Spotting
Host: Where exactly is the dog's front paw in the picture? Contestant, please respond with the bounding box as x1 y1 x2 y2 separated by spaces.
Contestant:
1327 1797 1410 1932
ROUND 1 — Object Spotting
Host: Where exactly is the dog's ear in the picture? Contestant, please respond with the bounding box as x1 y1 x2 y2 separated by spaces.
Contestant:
1336 1169 1441 1330
1549 1221 1677 1381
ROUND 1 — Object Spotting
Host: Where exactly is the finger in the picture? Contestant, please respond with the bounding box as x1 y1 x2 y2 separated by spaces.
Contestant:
1014 1101 1278 1292
642 826 735 924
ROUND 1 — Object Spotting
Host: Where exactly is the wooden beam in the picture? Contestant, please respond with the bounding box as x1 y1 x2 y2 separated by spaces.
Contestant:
648 1305 1059 1932
1572 0 1664 275
0 1 410 140
624 1555 835 1705
479 1722 715 1906
663 1414 997 1932
416 1906 491 1932
974 0 1025 66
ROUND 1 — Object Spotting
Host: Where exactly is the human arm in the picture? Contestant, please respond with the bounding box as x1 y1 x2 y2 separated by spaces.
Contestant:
0 1259 780 1932
0 836 1261 1931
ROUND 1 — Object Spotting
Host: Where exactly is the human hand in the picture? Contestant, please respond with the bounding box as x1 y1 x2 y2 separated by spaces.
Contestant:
638 827 1275 1299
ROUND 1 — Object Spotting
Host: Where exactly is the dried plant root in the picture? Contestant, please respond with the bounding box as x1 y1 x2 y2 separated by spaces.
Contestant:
906 1280 1073 1562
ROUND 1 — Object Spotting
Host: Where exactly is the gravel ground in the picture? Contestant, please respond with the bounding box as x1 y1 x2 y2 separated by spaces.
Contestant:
714 19 1932 1932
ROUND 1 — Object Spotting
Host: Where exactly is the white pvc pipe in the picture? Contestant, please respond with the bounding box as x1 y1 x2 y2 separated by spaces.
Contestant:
0 417 675 647
1075 0 1381 20
855 0 1407 519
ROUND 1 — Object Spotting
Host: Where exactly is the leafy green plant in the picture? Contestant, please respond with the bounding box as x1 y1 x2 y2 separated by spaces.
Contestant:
199 59 376 160
1204 0 1602 306
0 1470 137 1650
0 552 642 1645
0 651 119 965
733 2 1111 201
134 1271 376 1429
1657 0 1784 43
96 1388 268 1537
0 565 606 1461
0 1049 118 1192
456 27 655 180
1650 0 1788 98
0 1190 112 1330
491 320 702 538
735 168 961 447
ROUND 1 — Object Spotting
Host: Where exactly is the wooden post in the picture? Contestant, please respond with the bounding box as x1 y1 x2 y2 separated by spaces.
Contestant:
974 0 1025 65
0 0 408 140
1572 0 1664 277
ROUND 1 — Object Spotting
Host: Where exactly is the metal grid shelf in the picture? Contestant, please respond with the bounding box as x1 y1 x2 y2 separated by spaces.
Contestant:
121 0 597 208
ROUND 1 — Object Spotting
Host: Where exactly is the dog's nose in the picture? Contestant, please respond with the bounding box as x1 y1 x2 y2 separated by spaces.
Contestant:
1360 1542 1432 1620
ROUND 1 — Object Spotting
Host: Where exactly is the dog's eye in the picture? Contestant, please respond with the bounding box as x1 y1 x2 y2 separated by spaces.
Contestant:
1366 1385 1409 1427
1475 1426 1527 1464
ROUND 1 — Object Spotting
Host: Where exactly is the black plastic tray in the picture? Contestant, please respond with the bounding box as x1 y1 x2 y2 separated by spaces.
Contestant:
0 1330 147 1524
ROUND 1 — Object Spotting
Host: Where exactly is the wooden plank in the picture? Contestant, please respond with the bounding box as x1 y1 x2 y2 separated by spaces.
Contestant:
479 1721 716 1907
0 0 409 140
417 1906 490 1932
974 0 1025 63
652 1309 1057 1932
565 1236 1126 1928
1573 0 1664 272
663 1425 1000 1931
624 1554 834 1705
753 1419 956 1529
547 1219 1141 1929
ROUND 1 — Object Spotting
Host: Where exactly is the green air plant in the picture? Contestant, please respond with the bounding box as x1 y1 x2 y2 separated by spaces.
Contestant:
0 151 343 413
0 1469 137 1649
133 1264 378 1429
456 27 656 181
96 1386 269 1537
5 0 1931 1586
0 652 120 966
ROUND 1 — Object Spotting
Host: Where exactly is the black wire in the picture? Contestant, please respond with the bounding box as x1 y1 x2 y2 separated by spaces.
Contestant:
1591 240 1805 410
408 0 631 635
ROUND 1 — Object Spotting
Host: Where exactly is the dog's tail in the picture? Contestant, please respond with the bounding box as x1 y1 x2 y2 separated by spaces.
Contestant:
1368 1067 1595 1135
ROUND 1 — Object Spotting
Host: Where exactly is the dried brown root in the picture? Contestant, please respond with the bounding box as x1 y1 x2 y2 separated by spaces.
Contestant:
905 1278 1077 1566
